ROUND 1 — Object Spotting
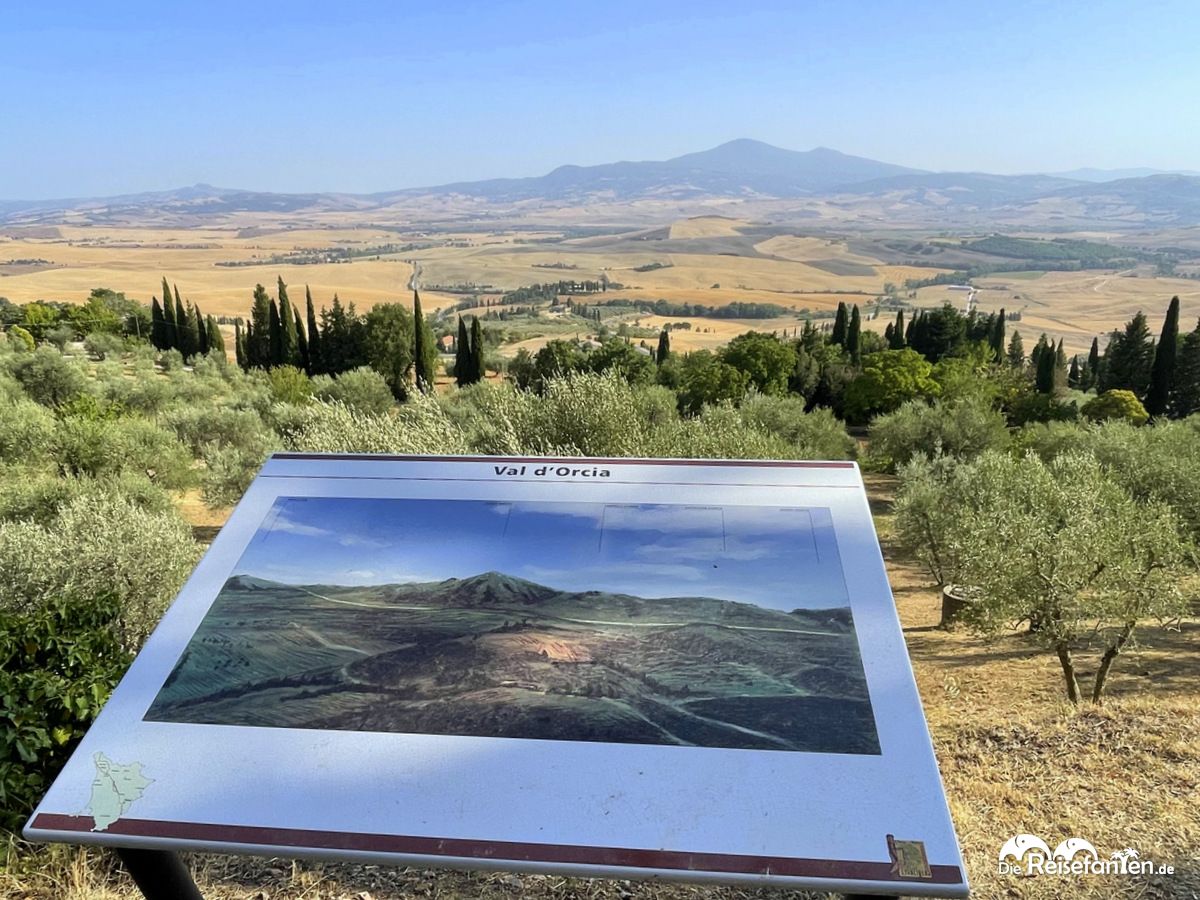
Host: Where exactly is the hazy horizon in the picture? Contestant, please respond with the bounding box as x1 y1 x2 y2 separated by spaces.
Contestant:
5 1 1199 200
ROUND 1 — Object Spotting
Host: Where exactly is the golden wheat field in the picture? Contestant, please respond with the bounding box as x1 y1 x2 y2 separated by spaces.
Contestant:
1 219 1192 356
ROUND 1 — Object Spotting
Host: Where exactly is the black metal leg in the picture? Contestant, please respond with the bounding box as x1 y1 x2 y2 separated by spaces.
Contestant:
115 847 204 900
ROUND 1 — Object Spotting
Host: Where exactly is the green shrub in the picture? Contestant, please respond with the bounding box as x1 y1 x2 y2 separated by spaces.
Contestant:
0 400 56 464
289 395 472 455
83 331 125 361
312 367 395 415
201 442 271 508
1012 418 1200 544
0 471 172 526
53 416 194 489
738 395 855 459
525 372 655 456
1081 389 1149 425
843 349 939 424
1007 391 1079 426
267 365 313 405
44 324 76 351
865 396 1009 473
652 405 794 460
9 346 88 407
97 369 174 415
7 326 35 352
0 494 198 650
164 405 274 456
633 385 680 429
0 594 133 832
892 455 974 587
160 348 185 372
1012 420 1090 460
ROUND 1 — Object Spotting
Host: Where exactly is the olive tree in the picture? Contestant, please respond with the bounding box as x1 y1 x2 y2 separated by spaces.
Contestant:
898 451 1190 703
866 396 1009 473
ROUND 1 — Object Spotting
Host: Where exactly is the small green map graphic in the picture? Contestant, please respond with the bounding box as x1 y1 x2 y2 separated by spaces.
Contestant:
88 752 152 832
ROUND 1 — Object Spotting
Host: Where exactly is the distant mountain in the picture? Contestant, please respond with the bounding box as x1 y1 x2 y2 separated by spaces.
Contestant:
835 171 1082 207
308 570 855 629
1045 174 1200 222
1049 166 1200 182
4 140 1200 228
408 139 926 202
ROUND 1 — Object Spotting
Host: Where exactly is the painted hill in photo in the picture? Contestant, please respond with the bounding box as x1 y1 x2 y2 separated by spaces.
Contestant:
146 571 880 755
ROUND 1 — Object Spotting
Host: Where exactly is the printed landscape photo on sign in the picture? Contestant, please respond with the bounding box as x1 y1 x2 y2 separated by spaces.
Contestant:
147 497 879 755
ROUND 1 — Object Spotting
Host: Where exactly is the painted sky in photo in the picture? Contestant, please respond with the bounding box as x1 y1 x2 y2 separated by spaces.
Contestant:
233 497 849 610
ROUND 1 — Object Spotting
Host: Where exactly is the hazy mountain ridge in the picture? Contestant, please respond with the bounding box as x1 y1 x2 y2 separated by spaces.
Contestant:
4 139 1199 227
224 571 854 630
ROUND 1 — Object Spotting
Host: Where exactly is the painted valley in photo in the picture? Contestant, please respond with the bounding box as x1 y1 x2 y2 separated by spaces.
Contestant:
146 497 880 755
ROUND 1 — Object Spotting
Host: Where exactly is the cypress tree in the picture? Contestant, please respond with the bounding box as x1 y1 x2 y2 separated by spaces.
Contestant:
1085 336 1101 391
234 322 246 369
1068 355 1081 388
268 299 283 367
831 302 848 346
150 297 167 350
656 329 670 365
989 308 1006 361
884 323 895 346
1035 341 1056 393
161 278 177 349
455 316 473 386
305 287 322 375
469 316 485 384
889 309 906 349
1145 296 1180 418
173 287 192 358
413 290 436 391
194 303 210 356
278 278 298 366
206 316 225 357
1029 333 1049 372
904 309 918 346
1054 339 1068 392
294 306 309 374
1170 318 1200 418
846 305 862 362
247 284 272 367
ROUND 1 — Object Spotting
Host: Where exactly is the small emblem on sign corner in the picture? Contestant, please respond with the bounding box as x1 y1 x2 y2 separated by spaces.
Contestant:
887 833 932 879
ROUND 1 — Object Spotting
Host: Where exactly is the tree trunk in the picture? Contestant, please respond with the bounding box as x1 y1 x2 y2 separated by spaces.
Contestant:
1056 642 1081 704
1091 621 1137 704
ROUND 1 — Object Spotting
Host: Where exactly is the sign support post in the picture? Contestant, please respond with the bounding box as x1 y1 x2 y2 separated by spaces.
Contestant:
116 847 204 900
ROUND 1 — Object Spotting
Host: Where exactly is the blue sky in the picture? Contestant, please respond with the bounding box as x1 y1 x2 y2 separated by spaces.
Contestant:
236 497 849 609
4 1 1197 199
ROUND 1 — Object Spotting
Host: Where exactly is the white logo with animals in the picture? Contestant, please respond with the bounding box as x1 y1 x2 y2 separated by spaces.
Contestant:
998 834 1173 877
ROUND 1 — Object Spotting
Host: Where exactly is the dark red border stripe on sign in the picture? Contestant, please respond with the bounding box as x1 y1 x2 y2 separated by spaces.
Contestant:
30 815 962 885
270 453 857 469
